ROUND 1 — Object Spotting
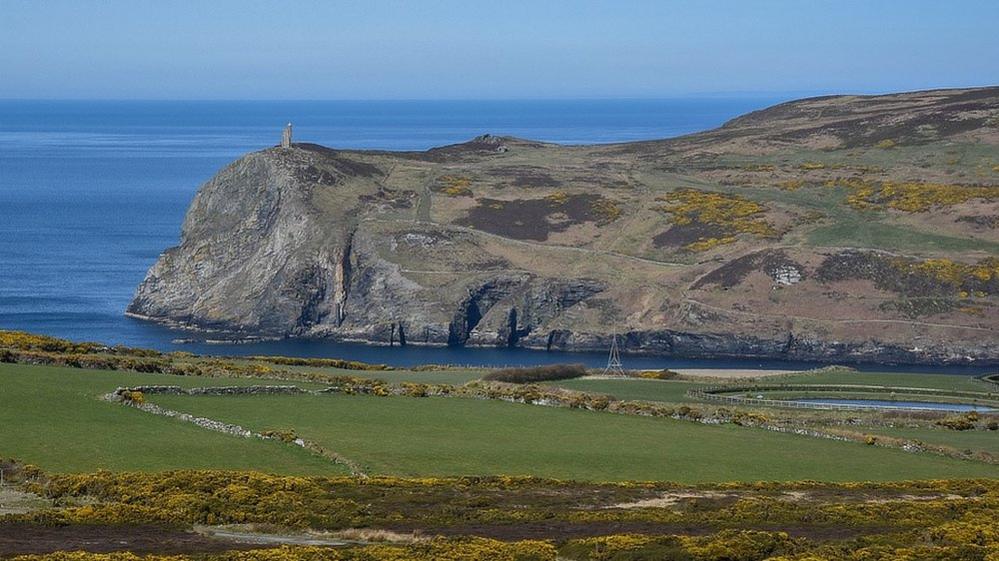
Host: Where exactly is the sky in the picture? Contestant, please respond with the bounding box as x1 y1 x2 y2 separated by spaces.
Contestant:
2 0 997 100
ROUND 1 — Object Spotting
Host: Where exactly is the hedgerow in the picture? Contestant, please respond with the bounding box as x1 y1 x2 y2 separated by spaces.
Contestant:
0 330 393 385
483 364 589 383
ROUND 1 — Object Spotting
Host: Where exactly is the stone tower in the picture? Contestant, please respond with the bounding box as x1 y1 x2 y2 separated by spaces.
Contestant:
281 122 293 149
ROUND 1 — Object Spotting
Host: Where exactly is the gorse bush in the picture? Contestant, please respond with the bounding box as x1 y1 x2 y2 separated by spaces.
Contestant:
483 364 589 383
637 370 679 380
247 356 390 371
433 175 474 197
0 331 109 354
8 466 999 561
826 178 999 212
654 188 777 251
9 539 558 561
0 330 394 385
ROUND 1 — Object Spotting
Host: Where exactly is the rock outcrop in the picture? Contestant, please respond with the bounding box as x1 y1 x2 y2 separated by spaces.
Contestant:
130 88 999 365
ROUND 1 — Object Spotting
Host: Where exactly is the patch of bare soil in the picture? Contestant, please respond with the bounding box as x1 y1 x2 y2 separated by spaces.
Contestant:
0 488 50 515
864 493 967 504
0 523 284 556
603 491 735 509
195 526 349 547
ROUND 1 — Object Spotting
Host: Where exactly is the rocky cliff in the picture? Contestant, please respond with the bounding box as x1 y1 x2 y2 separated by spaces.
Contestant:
130 87 999 364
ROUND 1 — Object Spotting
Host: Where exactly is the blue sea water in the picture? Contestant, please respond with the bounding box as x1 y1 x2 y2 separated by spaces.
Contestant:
0 99 989 372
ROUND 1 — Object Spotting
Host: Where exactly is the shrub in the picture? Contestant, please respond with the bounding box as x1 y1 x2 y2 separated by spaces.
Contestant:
433 175 473 197
248 355 390 371
121 390 145 405
829 177 999 212
482 364 588 383
936 414 977 431
654 188 777 251
261 429 298 443
637 369 678 380
777 179 805 191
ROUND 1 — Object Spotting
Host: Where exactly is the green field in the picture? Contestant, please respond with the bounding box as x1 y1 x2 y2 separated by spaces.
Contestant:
806 217 999 253
148 391 999 482
544 378 710 403
4 361 997 482
298 366 486 385
863 426 999 456
544 370 993 404
0 363 340 474
777 368 993 392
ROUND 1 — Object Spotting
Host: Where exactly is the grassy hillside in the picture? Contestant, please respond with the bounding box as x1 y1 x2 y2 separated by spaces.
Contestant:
129 87 999 364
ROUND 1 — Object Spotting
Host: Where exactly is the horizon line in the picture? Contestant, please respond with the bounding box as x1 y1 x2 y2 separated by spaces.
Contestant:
2 84 996 104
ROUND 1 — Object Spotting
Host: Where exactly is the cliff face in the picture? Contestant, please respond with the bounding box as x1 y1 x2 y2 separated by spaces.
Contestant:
130 87 999 364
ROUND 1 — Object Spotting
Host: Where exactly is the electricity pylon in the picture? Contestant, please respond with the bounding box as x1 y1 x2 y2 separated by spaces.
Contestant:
602 332 626 376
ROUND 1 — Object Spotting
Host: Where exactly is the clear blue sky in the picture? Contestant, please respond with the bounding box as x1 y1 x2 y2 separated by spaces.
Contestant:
2 0 997 99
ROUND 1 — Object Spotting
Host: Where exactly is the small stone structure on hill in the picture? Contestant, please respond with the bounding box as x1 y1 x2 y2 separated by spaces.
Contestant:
281 122 293 148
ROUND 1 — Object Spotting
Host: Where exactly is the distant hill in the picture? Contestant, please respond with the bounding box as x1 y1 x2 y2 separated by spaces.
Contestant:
129 87 999 364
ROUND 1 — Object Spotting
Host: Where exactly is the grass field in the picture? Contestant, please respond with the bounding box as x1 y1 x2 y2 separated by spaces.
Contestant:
806 217 999 253
543 369 993 404
303 367 486 385
4 361 997 482
777 368 993 392
148 392 999 482
862 426 999 456
0 363 340 474
543 378 710 403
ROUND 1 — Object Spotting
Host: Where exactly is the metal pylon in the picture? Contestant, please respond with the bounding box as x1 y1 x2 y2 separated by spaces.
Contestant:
603 332 626 376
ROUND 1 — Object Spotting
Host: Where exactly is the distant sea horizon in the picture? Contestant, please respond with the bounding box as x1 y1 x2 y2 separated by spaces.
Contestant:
0 98 988 373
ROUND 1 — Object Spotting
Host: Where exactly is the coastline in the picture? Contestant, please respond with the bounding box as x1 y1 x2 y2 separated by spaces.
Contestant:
123 312 999 371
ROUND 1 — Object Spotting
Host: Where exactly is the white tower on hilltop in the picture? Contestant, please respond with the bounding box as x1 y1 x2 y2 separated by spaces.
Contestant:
281 122 293 148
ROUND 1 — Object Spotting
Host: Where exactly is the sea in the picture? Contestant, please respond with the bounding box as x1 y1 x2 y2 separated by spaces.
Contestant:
0 98 988 372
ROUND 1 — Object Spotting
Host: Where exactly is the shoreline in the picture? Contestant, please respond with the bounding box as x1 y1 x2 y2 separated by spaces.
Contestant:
114 314 999 374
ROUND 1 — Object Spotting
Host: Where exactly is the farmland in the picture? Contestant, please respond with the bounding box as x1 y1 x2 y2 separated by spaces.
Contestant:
2 331 998 560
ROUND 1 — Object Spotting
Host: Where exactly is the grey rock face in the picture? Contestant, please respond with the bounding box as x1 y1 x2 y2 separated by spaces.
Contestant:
128 145 612 354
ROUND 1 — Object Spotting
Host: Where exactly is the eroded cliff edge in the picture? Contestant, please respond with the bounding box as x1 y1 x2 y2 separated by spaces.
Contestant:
130 87 999 364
